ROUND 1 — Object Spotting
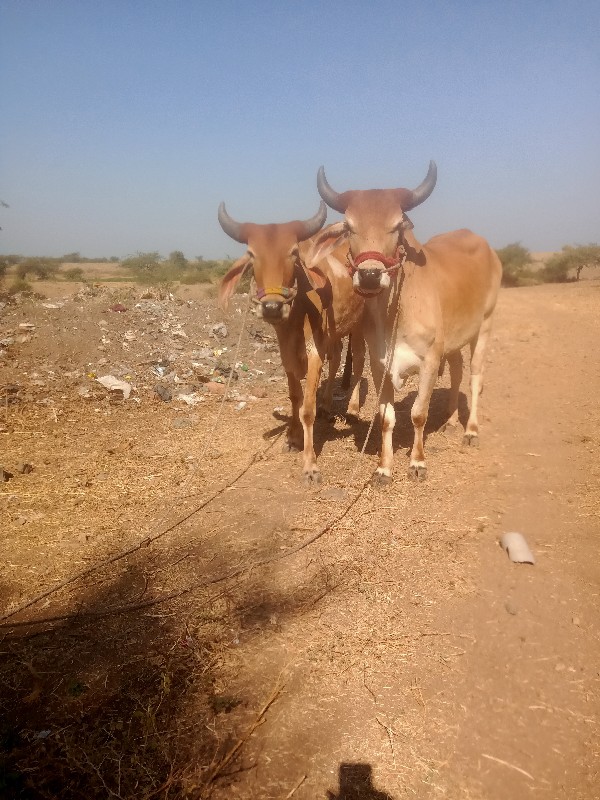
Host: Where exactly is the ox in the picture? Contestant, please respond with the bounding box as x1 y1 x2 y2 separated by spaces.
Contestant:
218 201 365 485
316 162 502 483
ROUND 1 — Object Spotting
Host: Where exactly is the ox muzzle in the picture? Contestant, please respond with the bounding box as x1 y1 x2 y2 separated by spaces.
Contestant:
252 285 297 322
348 249 406 296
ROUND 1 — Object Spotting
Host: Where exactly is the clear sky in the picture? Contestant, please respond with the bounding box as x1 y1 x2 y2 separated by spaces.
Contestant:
1 0 598 259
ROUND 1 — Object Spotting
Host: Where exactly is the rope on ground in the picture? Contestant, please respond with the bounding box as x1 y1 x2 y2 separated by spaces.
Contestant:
1 290 401 630
1 469 372 631
0 298 260 625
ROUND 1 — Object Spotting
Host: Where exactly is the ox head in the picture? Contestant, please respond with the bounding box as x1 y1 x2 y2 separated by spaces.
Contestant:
316 162 437 296
218 202 327 323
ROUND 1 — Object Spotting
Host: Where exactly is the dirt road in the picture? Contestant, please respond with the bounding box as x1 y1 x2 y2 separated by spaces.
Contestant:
1 279 598 799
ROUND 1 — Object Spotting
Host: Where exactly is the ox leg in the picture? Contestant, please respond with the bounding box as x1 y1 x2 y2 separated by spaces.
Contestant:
346 333 366 419
444 350 463 428
370 360 396 486
319 339 342 420
300 351 324 485
464 316 493 447
409 357 440 480
284 372 304 453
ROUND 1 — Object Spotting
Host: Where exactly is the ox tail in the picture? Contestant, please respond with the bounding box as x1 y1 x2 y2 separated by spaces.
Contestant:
341 335 353 390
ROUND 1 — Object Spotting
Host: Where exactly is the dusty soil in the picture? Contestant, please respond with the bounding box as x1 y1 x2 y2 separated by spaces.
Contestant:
0 277 598 799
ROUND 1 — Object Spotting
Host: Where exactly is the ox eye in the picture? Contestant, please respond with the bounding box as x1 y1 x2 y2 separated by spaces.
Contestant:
289 246 299 258
345 219 357 234
246 249 256 260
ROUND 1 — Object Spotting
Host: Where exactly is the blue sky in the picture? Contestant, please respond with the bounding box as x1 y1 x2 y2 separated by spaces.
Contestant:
1 0 598 259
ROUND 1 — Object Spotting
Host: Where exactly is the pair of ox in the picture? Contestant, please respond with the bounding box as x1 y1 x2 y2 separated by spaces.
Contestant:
219 162 502 485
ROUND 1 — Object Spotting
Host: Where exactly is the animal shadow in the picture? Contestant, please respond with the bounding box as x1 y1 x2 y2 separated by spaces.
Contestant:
327 762 395 800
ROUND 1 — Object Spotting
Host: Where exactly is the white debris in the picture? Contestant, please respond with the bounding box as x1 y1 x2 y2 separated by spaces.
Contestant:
96 375 132 399
500 532 536 565
211 322 228 338
177 393 204 406
19 322 36 331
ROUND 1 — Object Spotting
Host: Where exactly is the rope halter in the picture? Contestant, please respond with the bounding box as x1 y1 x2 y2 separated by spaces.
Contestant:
253 285 297 303
346 244 407 277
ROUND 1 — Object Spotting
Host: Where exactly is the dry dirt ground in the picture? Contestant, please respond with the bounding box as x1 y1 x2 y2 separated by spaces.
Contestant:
1 277 599 799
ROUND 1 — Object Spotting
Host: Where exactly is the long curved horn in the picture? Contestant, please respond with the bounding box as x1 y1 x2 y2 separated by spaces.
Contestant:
296 200 327 241
218 202 247 244
404 161 437 210
317 166 347 214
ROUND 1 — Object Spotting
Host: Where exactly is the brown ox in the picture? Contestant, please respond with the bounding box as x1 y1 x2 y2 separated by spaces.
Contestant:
316 162 502 483
218 201 365 485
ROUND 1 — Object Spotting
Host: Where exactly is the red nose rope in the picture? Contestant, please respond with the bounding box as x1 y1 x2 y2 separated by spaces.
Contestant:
346 245 407 278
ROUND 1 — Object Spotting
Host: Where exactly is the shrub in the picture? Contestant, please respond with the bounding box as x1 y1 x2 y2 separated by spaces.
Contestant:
541 244 600 283
64 267 85 281
16 257 61 280
8 278 33 295
496 243 534 287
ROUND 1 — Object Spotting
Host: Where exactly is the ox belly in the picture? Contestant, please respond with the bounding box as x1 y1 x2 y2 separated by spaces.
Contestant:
389 340 422 391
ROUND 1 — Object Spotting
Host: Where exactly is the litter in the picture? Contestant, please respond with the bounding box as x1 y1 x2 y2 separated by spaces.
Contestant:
96 375 133 399
500 532 535 565
177 393 204 406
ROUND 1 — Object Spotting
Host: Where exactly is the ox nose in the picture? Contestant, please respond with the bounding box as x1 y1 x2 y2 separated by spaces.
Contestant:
358 268 383 291
261 299 284 320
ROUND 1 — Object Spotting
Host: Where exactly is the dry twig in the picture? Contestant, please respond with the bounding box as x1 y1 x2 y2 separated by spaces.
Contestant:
203 680 285 788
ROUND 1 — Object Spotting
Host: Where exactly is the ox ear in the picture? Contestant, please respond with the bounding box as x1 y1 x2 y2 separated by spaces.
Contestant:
305 221 349 267
401 214 414 231
218 254 252 310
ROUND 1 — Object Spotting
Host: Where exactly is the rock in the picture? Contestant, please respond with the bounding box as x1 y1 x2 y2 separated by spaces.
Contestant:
177 392 203 406
109 303 128 313
16 462 33 474
205 381 227 395
96 375 133 399
154 385 172 402
1 467 13 482
211 322 228 338
172 417 193 429
191 347 214 360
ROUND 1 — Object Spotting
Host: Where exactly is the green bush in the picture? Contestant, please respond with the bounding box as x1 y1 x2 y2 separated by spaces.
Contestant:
496 243 535 287
122 251 233 286
16 257 61 280
542 244 600 283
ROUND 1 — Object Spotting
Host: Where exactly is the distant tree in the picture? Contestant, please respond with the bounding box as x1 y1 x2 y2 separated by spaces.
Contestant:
0 259 7 281
17 257 61 280
62 251 81 263
542 244 600 283
495 243 532 287
121 251 163 273
0 199 8 231
168 250 188 269
3 254 23 266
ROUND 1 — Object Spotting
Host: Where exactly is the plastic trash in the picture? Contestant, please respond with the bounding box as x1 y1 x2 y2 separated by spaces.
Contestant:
96 375 132 399
500 532 535 565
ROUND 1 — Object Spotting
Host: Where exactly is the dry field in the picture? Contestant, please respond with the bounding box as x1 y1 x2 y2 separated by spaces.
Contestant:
1 277 599 799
